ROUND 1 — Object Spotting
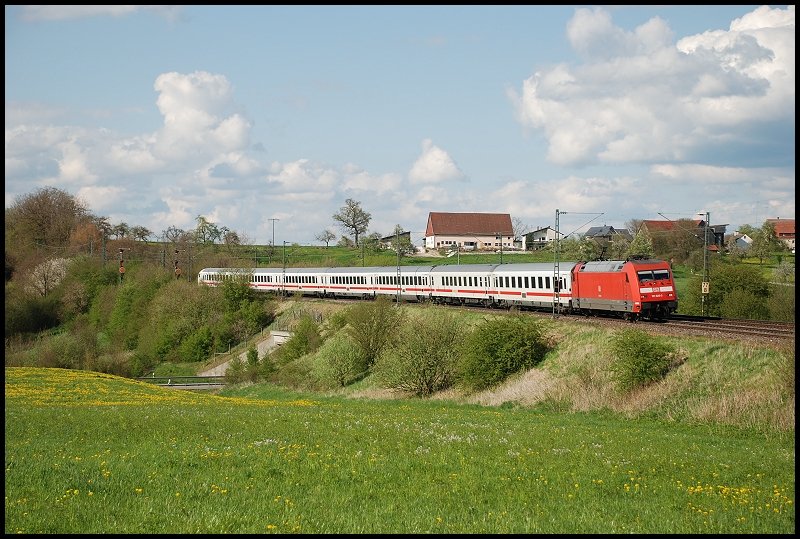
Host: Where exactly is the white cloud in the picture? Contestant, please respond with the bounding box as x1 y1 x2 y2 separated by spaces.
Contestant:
408 139 465 184
18 5 182 22
511 5 795 167
266 159 339 195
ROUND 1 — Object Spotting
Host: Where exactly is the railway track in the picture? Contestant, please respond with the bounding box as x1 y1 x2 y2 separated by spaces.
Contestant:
296 296 795 343
662 316 795 341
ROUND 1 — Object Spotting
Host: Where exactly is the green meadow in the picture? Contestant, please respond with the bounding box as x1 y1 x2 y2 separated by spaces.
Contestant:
4 367 794 534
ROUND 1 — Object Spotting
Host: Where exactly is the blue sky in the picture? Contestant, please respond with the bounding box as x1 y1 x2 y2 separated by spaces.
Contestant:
5 5 795 246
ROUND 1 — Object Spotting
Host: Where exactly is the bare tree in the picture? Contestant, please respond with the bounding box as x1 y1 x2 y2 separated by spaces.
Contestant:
131 226 153 243
315 229 337 248
5 187 90 254
162 226 185 244
333 199 371 247
222 228 241 246
511 217 530 242
111 222 130 240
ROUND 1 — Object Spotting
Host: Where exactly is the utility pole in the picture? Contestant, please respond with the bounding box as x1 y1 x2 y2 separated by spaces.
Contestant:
173 249 183 279
495 232 504 265
553 210 565 318
282 241 287 297
699 211 710 317
268 218 279 249
396 228 401 305
118 248 126 284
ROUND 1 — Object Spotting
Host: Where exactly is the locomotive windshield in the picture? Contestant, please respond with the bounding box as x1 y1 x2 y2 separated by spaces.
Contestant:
638 269 670 282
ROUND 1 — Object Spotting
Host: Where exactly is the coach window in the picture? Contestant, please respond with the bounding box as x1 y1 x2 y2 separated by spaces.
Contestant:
545 276 551 289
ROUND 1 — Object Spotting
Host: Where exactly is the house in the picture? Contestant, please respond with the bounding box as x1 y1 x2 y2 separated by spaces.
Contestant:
730 233 753 251
641 219 726 248
424 212 513 251
766 218 795 251
379 230 411 250
583 226 633 242
524 226 561 251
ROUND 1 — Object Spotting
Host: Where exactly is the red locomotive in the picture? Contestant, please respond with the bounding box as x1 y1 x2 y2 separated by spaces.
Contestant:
570 259 677 321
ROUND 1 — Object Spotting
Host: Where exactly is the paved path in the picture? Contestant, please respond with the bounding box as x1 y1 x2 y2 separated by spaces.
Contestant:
199 330 291 377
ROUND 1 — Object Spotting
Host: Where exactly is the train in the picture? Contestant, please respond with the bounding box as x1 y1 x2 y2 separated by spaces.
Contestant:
198 258 678 321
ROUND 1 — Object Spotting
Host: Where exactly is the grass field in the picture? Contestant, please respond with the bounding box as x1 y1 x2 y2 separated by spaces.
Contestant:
5 367 794 534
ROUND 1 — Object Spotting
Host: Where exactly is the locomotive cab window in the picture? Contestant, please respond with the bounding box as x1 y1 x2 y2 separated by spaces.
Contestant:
653 270 670 281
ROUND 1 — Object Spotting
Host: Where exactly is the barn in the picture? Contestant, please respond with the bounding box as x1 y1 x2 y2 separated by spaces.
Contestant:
424 212 513 252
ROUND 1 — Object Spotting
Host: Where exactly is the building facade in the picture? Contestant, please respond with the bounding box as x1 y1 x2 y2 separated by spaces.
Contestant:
424 212 513 251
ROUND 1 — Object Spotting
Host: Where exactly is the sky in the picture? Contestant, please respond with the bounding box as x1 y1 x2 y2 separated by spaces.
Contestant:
5 5 795 247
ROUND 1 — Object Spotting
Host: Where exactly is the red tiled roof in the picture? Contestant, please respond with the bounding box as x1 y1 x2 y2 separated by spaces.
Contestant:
426 212 513 236
767 218 795 238
642 220 674 231
642 219 703 232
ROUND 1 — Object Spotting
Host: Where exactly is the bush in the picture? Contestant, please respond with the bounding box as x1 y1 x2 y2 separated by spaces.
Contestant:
719 289 769 320
274 316 321 364
178 326 214 363
458 315 549 391
345 295 404 367
225 356 246 385
767 285 795 322
245 346 261 382
5 284 61 336
313 332 367 387
608 329 676 392
373 309 466 396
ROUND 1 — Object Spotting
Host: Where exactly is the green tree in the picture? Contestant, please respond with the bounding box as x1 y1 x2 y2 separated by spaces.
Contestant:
609 233 630 259
389 225 416 257
111 222 130 240
274 316 321 364
194 215 222 245
719 289 769 320
681 262 770 317
626 226 655 259
751 221 780 264
578 238 601 261
333 198 371 247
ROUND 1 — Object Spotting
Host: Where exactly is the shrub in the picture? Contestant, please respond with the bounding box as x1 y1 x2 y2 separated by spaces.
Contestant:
313 332 367 387
458 315 549 391
719 288 769 320
345 295 404 367
608 328 676 392
178 326 214 363
245 346 261 382
274 315 321 364
373 309 466 396
225 356 246 385
321 309 349 338
5 284 61 336
767 285 795 322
